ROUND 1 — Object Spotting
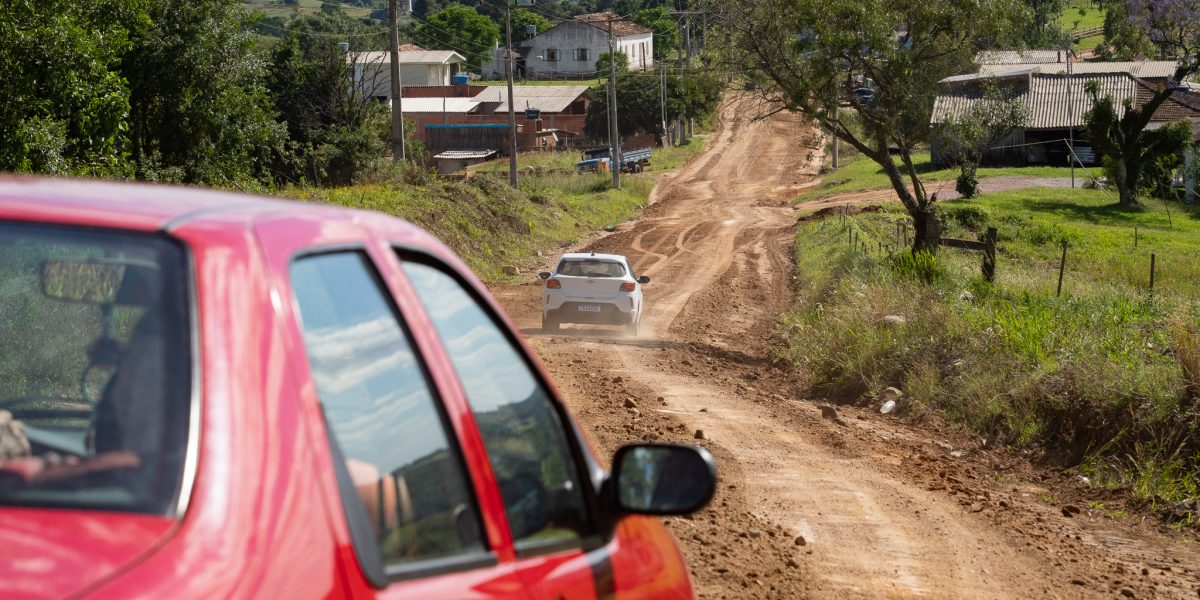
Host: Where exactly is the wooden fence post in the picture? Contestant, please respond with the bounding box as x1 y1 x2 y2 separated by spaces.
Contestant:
1056 241 1067 297
1150 253 1156 292
982 227 998 282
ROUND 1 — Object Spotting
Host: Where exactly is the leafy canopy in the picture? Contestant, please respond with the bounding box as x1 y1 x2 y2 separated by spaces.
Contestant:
415 5 500 72
725 0 1027 248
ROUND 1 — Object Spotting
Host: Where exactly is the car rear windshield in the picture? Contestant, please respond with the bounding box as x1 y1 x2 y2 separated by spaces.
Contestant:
556 259 626 278
0 222 192 515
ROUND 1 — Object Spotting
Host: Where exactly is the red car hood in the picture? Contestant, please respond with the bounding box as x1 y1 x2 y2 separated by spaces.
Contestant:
0 507 175 599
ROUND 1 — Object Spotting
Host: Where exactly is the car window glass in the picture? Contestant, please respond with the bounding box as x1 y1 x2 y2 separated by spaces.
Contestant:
0 223 191 515
401 259 590 546
557 260 625 278
291 252 485 566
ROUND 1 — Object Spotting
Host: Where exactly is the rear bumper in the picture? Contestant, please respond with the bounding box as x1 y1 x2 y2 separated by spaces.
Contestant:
546 302 634 325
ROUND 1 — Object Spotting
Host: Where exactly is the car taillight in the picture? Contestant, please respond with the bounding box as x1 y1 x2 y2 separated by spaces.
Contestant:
546 279 561 289
620 281 635 292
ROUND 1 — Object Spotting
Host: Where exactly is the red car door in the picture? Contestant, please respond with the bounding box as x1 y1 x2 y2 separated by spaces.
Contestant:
394 252 610 600
252 215 528 600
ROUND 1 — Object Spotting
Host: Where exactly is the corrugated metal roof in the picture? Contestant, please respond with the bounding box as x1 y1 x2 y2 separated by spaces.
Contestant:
941 68 1035 84
347 50 464 65
932 73 1136 129
980 60 1178 79
977 50 1068 65
398 97 481 113
574 12 652 36
473 85 590 113
434 149 498 160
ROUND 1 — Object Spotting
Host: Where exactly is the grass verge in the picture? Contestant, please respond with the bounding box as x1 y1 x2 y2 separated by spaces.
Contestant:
284 140 706 282
781 189 1200 525
796 152 1079 203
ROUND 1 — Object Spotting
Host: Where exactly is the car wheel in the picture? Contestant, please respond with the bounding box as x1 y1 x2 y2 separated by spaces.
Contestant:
542 314 559 333
626 318 639 336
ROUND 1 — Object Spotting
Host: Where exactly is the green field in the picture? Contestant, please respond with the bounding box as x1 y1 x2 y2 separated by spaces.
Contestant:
782 189 1200 519
797 153 1078 203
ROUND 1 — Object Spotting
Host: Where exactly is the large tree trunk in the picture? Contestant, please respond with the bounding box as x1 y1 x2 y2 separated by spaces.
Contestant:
1113 157 1140 207
878 150 939 252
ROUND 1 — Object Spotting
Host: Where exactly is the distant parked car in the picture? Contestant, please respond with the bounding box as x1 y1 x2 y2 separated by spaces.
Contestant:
0 178 714 599
539 252 648 335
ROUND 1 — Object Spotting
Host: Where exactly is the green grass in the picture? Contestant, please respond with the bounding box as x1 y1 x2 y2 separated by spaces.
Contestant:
282 138 707 282
1059 5 1106 32
285 172 649 282
781 188 1200 522
796 152 1078 203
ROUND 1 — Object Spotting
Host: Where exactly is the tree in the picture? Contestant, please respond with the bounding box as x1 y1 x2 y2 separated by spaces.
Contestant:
595 51 630 74
268 13 392 185
0 0 146 176
633 7 678 59
723 0 1026 250
415 5 500 72
1097 0 1156 60
1023 0 1069 47
584 69 721 145
1085 82 1192 206
122 0 287 185
511 8 552 41
934 84 1029 198
1085 0 1200 206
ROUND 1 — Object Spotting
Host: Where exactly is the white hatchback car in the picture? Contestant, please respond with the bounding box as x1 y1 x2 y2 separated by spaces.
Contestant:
539 252 648 335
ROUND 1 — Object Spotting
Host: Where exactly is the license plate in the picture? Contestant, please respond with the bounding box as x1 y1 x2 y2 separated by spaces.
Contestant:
577 304 602 312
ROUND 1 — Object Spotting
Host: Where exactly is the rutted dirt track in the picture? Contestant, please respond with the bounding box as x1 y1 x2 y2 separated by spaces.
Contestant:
493 96 1200 598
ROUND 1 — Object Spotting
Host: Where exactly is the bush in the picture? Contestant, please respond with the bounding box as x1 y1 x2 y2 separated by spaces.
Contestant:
955 163 980 198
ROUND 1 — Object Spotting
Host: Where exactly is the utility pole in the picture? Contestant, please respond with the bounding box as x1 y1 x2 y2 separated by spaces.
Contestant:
675 14 686 145
1066 47 1075 188
671 10 704 143
388 0 406 162
608 19 621 190
505 2 519 188
660 64 668 147
684 15 693 137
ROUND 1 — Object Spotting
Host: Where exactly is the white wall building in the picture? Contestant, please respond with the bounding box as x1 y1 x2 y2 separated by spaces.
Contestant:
482 12 653 79
348 48 465 99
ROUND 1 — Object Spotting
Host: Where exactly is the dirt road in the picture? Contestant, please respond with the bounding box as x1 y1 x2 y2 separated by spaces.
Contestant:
493 97 1200 598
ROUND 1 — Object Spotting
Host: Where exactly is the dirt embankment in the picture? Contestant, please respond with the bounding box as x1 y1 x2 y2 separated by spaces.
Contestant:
492 95 1200 599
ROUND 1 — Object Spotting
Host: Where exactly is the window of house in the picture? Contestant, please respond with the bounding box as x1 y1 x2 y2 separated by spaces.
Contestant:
291 252 486 571
545 48 559 62
400 257 591 551
574 48 589 62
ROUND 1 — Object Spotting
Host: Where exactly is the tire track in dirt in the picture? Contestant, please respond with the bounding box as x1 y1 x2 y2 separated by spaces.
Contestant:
492 95 1200 598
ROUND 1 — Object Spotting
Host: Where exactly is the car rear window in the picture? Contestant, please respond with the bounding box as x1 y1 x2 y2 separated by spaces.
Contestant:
556 259 625 278
0 222 192 515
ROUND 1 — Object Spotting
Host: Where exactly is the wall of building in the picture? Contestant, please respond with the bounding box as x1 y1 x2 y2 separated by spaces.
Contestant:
354 62 455 98
482 22 653 78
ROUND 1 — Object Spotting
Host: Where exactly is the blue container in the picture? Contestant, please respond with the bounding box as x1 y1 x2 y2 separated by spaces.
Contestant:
451 73 469 85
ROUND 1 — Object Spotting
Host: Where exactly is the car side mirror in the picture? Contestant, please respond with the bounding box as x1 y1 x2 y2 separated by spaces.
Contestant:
538 271 552 280
637 275 650 284
611 444 716 515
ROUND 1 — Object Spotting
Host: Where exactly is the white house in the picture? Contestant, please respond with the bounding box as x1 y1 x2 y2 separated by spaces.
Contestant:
482 12 653 79
348 47 465 99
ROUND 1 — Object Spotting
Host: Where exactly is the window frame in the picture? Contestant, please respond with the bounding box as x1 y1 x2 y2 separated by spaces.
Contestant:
394 247 608 559
287 246 497 585
545 47 560 62
574 48 589 62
